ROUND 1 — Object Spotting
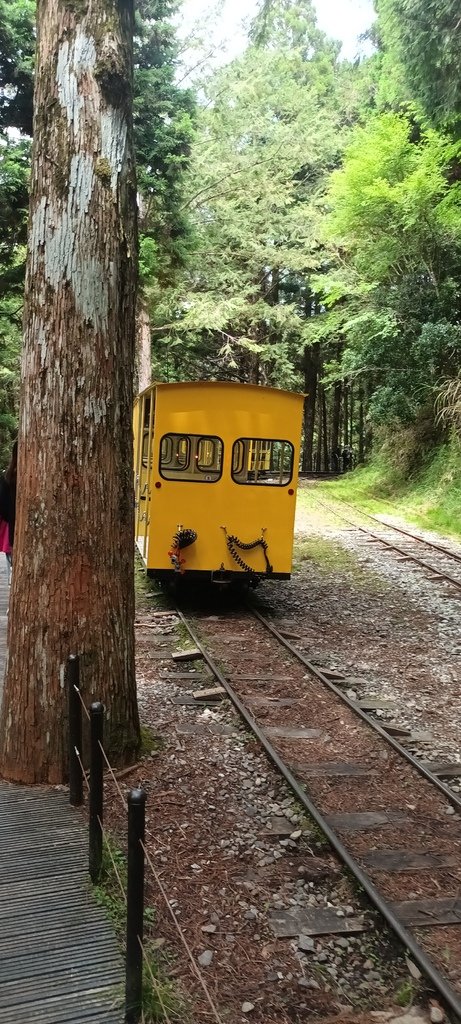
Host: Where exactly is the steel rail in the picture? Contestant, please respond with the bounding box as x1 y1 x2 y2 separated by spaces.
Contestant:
175 605 461 1020
329 494 461 567
250 608 461 812
314 497 461 592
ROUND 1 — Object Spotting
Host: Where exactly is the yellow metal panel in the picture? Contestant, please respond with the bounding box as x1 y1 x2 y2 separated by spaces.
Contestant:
134 382 303 577
133 396 146 544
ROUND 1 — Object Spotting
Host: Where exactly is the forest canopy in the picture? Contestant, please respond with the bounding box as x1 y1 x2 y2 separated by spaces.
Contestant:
1 0 460 472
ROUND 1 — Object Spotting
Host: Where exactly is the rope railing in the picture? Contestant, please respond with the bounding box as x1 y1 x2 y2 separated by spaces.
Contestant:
66 654 224 1024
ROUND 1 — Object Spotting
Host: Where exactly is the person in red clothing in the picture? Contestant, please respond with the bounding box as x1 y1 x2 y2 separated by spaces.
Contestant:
0 441 17 583
0 516 11 580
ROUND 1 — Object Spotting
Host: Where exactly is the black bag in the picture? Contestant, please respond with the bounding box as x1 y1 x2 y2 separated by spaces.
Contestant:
0 475 10 523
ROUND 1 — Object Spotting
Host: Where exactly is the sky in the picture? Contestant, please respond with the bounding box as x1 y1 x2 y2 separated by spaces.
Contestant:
178 0 375 75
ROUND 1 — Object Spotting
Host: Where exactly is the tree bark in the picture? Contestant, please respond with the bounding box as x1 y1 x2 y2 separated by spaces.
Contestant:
315 384 323 472
358 384 365 463
0 0 140 783
331 379 342 468
343 381 349 448
322 386 329 472
136 300 152 393
301 343 319 472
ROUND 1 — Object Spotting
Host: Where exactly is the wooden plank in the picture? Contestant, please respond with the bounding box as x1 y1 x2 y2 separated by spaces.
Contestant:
362 850 458 873
171 696 222 707
171 649 203 663
268 907 367 938
245 696 298 709
229 674 295 683
326 810 409 831
313 667 345 680
192 686 226 701
420 762 461 778
357 698 396 711
400 731 433 744
143 650 174 660
218 651 275 661
160 672 212 682
0 777 123 1023
203 634 248 642
135 622 173 630
381 722 412 737
390 898 461 928
264 726 323 740
292 761 377 778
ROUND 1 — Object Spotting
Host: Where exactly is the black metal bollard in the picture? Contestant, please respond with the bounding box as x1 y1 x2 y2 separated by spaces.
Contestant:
67 655 83 806
89 702 104 883
125 788 147 1024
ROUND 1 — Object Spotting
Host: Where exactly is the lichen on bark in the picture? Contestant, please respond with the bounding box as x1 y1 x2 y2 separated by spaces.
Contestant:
95 156 112 184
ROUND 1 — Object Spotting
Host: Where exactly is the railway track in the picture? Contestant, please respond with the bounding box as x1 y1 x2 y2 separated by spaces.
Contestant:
313 495 461 593
173 602 461 1021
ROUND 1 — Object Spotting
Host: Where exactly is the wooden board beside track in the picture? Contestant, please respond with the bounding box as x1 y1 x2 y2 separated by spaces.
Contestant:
0 560 124 1023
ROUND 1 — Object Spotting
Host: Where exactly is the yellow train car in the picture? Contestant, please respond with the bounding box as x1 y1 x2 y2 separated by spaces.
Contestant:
133 381 303 585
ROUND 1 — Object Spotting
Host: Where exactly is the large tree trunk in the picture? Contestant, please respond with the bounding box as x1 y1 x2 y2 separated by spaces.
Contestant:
322 387 329 472
0 0 140 783
315 384 323 472
358 383 365 463
331 379 342 470
302 343 319 472
343 380 349 448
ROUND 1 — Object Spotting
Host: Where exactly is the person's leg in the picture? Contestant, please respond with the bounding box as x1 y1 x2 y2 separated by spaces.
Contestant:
5 552 12 585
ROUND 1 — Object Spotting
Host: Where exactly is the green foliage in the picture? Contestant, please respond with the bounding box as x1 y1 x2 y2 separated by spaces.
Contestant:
315 110 461 433
135 0 196 289
0 0 34 135
0 139 26 460
0 138 29 285
376 0 461 125
0 0 195 455
93 837 128 935
150 0 347 385
0 3 35 459
3 0 461 476
326 115 456 281
94 834 181 1022
250 0 336 55
313 435 461 540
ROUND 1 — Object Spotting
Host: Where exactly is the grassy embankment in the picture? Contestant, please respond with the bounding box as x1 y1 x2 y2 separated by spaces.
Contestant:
302 440 461 541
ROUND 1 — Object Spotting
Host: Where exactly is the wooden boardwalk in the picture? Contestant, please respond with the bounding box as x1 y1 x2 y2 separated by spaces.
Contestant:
0 559 124 1023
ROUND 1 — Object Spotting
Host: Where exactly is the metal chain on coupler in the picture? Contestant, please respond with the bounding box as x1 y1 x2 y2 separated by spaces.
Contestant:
168 527 198 573
222 526 273 575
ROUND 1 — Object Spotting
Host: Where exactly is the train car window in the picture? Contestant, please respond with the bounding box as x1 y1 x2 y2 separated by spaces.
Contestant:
197 437 221 472
232 438 294 486
143 397 151 429
142 431 154 469
232 440 245 476
160 434 223 482
160 435 173 466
